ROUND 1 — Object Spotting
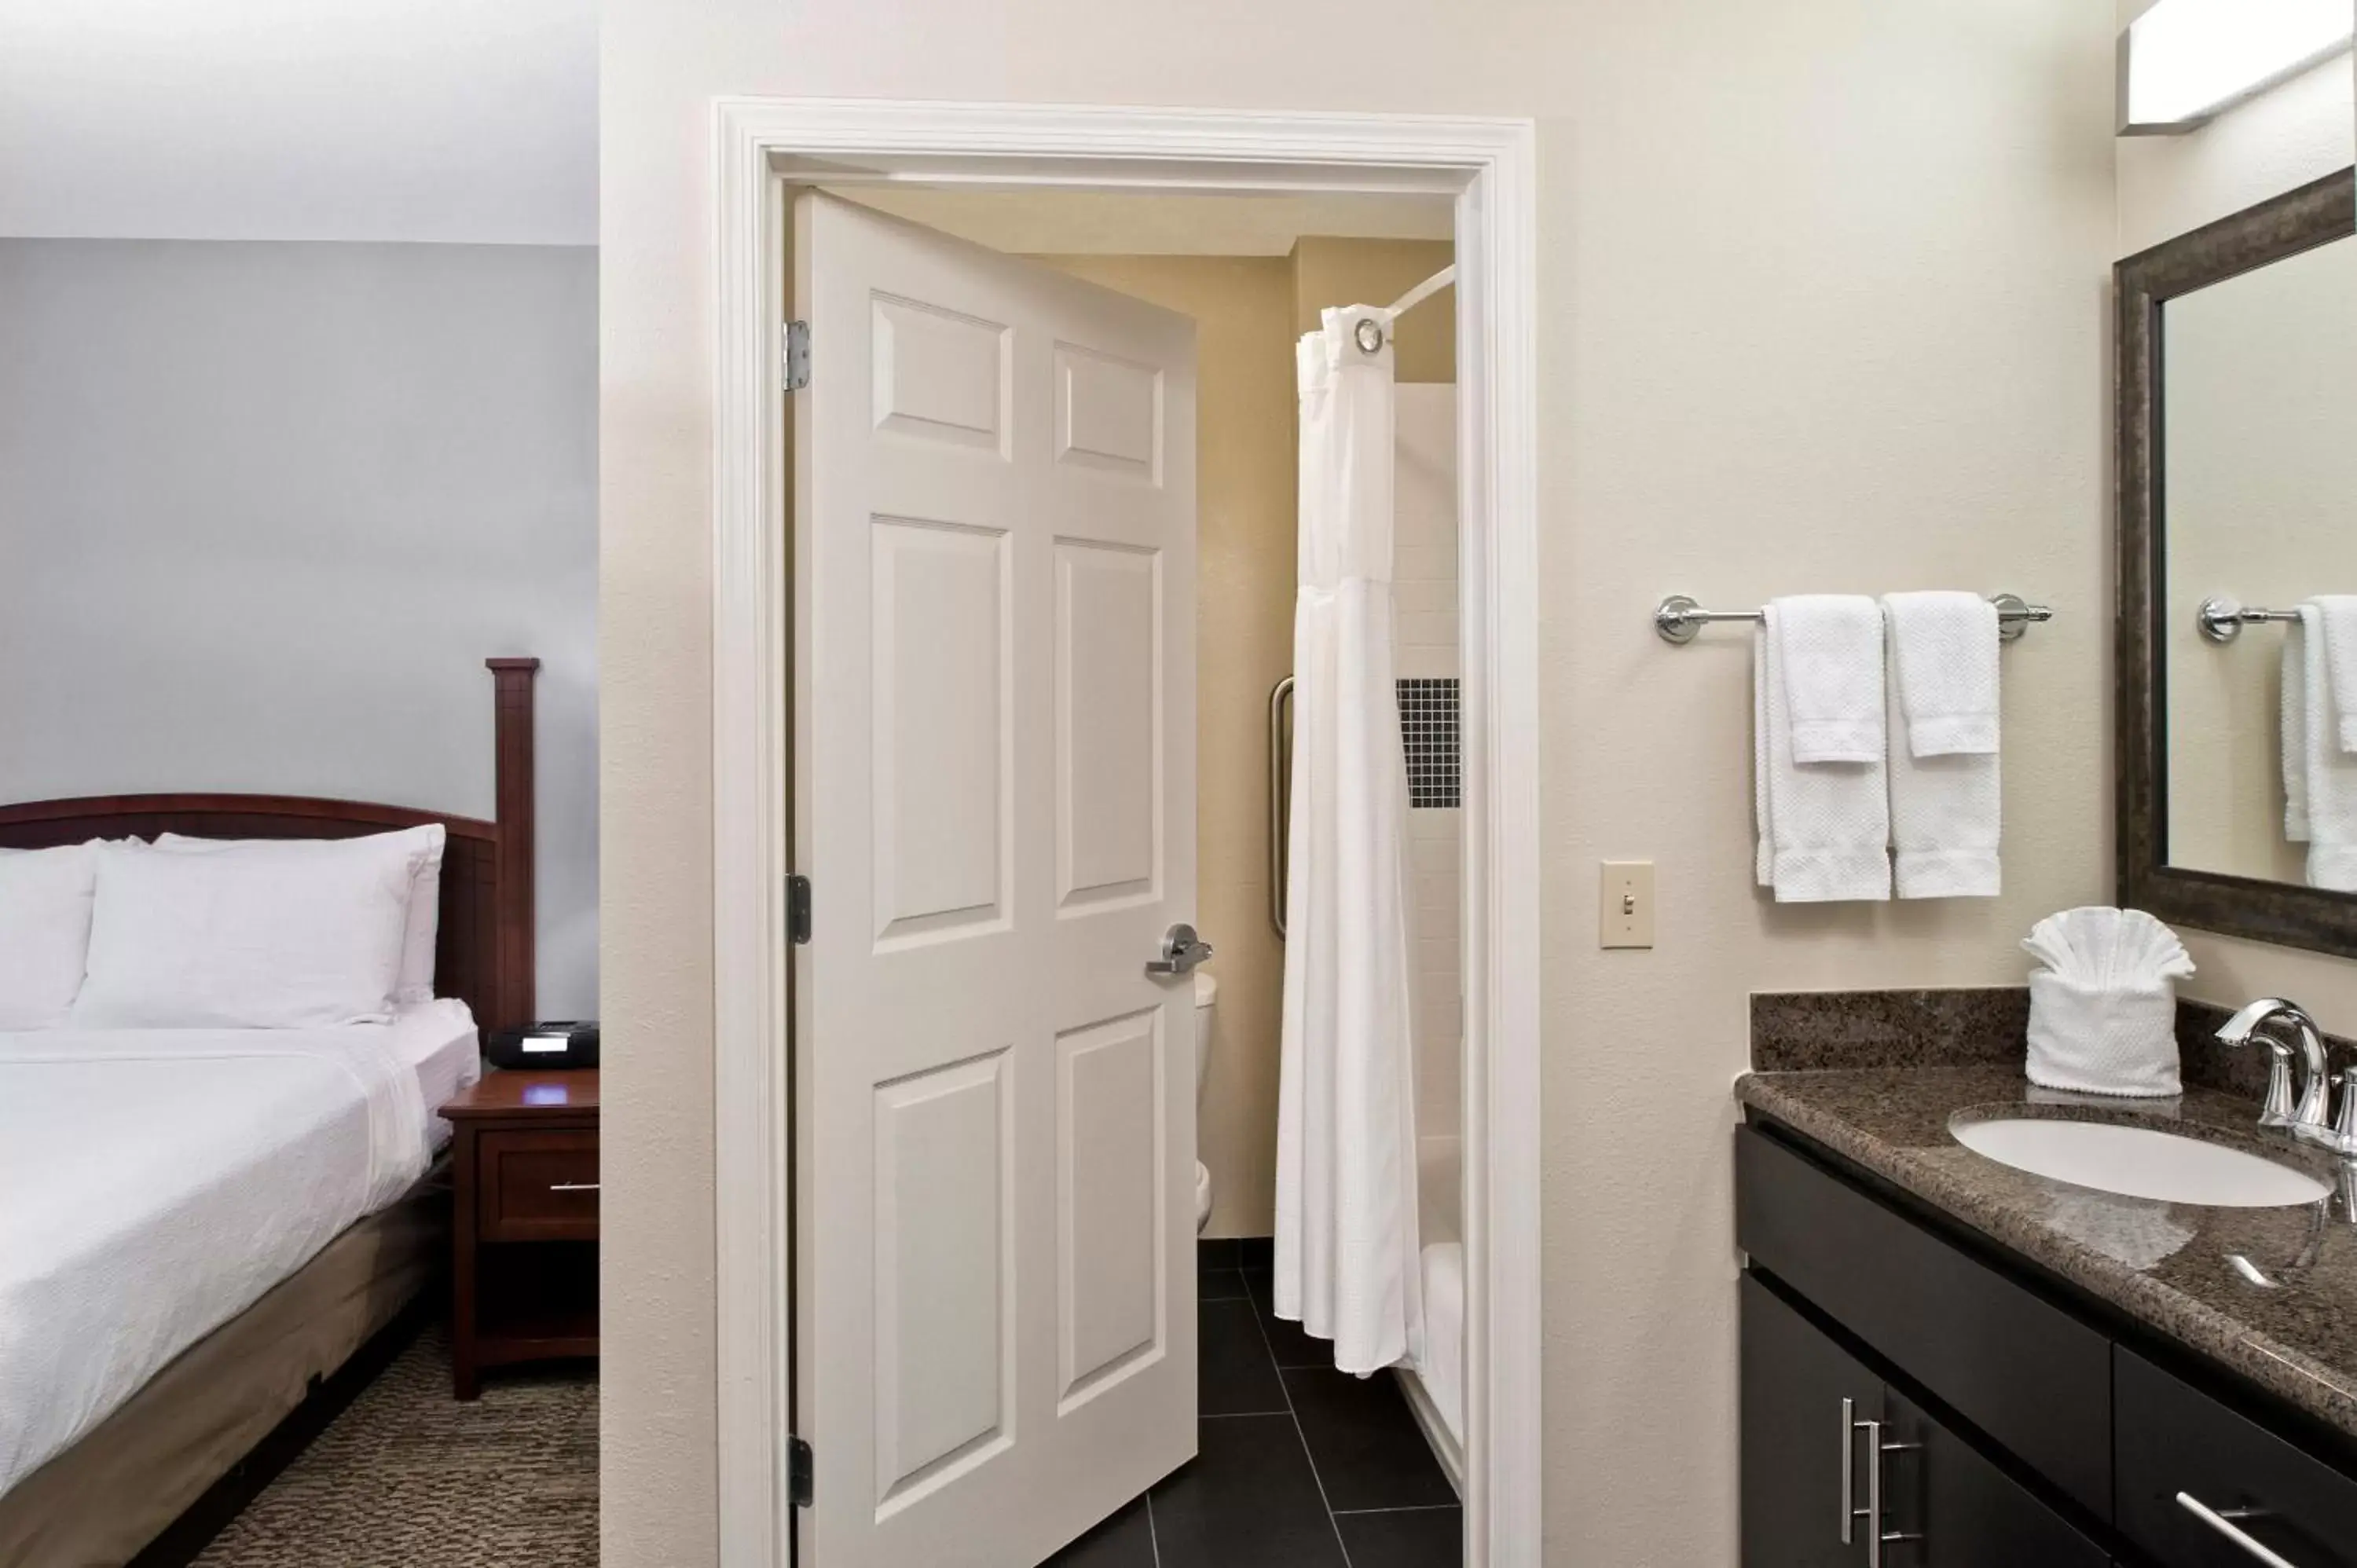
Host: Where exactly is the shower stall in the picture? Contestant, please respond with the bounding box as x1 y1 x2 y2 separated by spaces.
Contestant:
1270 266 1466 1480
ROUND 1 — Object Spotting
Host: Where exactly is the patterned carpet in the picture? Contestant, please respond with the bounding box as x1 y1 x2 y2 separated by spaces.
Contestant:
190 1324 597 1566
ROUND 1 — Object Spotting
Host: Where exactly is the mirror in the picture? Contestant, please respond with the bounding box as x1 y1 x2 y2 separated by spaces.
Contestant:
2120 169 2357 954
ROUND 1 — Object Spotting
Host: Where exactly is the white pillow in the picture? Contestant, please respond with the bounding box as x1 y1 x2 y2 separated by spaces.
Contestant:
0 842 100 1029
74 840 413 1028
154 825 445 1004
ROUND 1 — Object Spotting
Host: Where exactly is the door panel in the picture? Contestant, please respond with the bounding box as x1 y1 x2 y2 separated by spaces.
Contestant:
1057 1008 1164 1407
796 189 1199 1568
872 1052 1012 1512
871 516 1010 944
1056 539 1162 909
1741 1274 1882 1567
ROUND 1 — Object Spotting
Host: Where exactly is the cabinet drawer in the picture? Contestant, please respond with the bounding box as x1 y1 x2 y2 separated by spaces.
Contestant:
1736 1124 2112 1519
476 1128 599 1241
2118 1347 2357 1567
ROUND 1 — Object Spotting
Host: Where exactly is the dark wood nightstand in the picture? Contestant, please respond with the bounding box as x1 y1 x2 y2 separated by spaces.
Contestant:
442 1068 599 1399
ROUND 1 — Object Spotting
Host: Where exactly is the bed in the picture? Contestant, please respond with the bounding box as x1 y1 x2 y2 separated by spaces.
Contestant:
0 658 538 1568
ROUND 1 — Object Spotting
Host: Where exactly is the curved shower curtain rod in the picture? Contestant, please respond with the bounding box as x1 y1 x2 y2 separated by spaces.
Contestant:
1386 264 1455 317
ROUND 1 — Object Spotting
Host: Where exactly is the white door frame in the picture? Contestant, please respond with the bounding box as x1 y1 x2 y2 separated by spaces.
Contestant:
710 97 1540 1568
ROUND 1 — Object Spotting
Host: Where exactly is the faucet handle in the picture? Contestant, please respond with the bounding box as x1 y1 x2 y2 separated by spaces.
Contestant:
2335 1068 2357 1160
2260 1039 2300 1129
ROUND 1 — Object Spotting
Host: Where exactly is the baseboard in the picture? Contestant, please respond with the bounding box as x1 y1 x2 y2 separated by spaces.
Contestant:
1392 1363 1464 1499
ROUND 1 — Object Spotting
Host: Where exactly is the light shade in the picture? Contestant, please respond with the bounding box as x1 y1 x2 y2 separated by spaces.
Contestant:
2122 0 2355 133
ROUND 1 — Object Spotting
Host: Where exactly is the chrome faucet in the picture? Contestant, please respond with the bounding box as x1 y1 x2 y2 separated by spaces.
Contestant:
2216 998 2336 1147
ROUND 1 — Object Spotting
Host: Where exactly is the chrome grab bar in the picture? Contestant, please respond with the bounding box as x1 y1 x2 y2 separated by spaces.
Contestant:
1269 676 1293 940
2177 1493 2302 1566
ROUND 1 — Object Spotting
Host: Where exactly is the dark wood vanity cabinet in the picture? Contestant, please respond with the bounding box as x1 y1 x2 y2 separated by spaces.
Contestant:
2117 1350 2357 1568
1741 1119 2357 1568
1741 1277 2106 1567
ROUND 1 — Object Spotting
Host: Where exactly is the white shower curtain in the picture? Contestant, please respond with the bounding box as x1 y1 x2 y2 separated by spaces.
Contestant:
1274 305 1424 1378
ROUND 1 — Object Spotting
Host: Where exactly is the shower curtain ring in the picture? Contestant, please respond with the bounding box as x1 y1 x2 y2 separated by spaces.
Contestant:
1354 318 1385 354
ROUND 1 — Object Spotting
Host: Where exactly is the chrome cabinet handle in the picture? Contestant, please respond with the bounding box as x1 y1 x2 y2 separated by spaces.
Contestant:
1854 1419 1923 1567
1839 1398 1857 1544
2177 1493 2302 1567
1838 1395 1857 1537
548 1181 600 1192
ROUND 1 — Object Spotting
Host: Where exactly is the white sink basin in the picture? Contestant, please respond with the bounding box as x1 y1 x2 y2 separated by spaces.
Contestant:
1951 1118 2330 1208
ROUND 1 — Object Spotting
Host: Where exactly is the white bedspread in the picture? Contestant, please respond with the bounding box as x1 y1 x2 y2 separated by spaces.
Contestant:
0 1019 436 1499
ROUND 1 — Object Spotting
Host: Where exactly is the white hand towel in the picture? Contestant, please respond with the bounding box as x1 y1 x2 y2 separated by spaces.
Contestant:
2285 614 2311 844
2315 595 2357 753
1882 604 2000 898
2020 909 2194 1098
1756 612 1891 901
1772 595 1886 763
2288 606 2357 891
1882 592 1999 756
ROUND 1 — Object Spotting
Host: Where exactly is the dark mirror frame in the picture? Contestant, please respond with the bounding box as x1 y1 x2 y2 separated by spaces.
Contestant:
2117 167 2356 956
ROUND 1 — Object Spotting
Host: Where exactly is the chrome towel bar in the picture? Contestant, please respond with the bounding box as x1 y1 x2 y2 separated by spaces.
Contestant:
1653 592 2053 646
2198 596 2304 645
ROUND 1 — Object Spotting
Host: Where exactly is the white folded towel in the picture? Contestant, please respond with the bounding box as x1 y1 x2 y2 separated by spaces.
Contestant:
2022 908 2195 1098
1773 595 1886 763
1882 602 2000 898
2284 606 2357 891
1882 592 1999 756
2315 595 2357 753
1754 610 1891 902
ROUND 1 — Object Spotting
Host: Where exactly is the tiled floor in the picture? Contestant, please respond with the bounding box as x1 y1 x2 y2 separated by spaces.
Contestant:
1045 1239 1461 1568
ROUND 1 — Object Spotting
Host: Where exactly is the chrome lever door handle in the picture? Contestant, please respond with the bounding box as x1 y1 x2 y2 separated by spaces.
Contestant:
1146 923 1214 976
2177 1493 2303 1567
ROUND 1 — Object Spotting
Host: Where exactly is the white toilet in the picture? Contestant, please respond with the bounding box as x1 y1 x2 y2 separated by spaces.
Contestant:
1193 971 1218 1233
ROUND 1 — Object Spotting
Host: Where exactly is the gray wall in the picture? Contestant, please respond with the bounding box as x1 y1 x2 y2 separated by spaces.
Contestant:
0 238 597 1014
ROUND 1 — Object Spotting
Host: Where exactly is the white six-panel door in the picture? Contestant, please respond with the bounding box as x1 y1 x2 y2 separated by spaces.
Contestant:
792 190 1199 1568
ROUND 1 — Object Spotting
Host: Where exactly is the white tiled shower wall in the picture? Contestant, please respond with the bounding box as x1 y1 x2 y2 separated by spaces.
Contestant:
1395 383 1461 1145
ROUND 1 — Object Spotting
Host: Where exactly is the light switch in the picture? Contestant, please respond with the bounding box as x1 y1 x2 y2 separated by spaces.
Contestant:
1600 861 1655 949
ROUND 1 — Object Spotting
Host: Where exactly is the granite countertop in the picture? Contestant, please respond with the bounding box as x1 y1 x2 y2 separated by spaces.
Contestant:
1739 1064 2357 1438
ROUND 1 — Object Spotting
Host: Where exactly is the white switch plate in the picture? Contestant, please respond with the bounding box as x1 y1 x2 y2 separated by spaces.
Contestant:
1600 861 1655 949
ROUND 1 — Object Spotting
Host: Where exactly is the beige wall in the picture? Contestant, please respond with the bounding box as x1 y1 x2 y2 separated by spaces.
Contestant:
1293 235 1457 384
2116 38 2357 1026
2117 49 2355 257
1036 254 1299 1240
600 2 2117 1562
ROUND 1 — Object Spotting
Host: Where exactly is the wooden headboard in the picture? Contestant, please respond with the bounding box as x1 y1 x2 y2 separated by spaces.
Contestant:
0 658 540 1032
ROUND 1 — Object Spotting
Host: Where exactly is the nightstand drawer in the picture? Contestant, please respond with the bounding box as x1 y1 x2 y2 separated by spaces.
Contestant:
476 1129 599 1241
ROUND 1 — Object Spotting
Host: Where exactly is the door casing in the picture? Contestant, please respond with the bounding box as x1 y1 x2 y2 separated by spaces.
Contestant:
710 97 1541 1568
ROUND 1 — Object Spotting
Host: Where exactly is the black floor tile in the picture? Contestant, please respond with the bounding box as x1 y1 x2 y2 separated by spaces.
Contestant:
1198 1267 1248 1301
1040 1493 1157 1567
1242 1266 1330 1368
1197 1238 1241 1272
1234 1236 1274 1269
1199 1299 1285 1415
1151 1414 1348 1568
1282 1368 1458 1512
1334 1506 1464 1568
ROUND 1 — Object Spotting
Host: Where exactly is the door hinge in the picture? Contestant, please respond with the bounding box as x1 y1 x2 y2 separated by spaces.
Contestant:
789 1434 815 1508
786 874 812 944
783 320 811 392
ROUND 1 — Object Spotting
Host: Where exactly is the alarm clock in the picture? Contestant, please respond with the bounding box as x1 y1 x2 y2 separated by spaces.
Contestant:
485 1020 600 1071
